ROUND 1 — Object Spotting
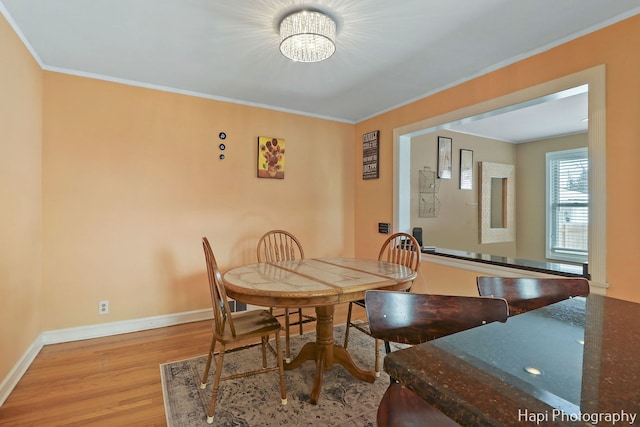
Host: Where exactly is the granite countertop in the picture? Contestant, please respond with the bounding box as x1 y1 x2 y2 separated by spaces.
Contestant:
422 247 588 278
384 295 640 426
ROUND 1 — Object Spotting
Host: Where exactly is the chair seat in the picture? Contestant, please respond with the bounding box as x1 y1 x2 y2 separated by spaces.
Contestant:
377 383 460 427
476 276 590 316
215 309 282 343
352 299 365 308
270 308 315 326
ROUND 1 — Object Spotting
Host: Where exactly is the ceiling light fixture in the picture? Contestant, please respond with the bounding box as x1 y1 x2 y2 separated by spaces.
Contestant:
279 10 336 63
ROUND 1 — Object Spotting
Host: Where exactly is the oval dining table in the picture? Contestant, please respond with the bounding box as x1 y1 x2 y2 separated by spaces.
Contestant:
222 257 417 404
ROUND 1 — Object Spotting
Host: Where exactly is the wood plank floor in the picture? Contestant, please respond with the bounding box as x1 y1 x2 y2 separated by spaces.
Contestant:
0 304 359 426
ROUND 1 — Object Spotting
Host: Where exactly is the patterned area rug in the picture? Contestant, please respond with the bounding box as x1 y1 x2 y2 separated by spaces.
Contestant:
160 325 389 426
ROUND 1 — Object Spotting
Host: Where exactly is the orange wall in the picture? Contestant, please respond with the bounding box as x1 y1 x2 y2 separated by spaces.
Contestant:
41 73 355 329
354 14 640 303
0 14 43 381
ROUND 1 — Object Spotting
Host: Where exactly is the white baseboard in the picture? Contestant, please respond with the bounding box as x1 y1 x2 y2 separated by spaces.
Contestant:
0 337 44 408
40 308 212 345
0 308 213 406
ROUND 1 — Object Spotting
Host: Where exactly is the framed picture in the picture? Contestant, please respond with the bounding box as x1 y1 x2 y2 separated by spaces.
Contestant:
362 130 380 179
460 149 473 190
437 136 452 179
257 136 285 179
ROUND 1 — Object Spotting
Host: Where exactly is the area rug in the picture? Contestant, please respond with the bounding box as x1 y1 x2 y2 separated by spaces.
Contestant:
160 325 390 426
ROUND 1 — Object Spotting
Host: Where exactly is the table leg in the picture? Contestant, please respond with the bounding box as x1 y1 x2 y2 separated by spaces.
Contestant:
285 305 376 404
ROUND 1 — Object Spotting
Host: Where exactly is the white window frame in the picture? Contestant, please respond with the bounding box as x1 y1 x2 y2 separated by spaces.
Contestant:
546 147 589 263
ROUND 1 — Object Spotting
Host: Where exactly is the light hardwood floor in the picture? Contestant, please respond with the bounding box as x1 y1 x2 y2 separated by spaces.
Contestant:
0 304 358 426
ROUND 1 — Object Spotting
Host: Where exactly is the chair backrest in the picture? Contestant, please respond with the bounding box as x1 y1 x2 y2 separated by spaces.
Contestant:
257 230 304 263
365 290 508 345
202 237 236 337
378 232 421 273
476 276 590 316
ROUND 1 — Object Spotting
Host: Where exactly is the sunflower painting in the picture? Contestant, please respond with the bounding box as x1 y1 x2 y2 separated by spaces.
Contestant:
257 136 285 179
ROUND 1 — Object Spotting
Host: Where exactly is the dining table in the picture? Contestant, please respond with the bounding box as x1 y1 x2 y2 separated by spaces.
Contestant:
383 294 640 426
222 257 417 404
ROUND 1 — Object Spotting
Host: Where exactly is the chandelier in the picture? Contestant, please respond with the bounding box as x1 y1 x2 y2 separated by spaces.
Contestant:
279 10 336 63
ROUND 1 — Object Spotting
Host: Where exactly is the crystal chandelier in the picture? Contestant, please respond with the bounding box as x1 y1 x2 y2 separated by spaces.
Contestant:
279 10 336 63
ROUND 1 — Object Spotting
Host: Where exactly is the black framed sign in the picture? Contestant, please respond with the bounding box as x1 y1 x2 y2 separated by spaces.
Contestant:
362 130 380 180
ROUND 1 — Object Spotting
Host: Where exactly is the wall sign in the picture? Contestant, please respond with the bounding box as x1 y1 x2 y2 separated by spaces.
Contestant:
362 130 380 180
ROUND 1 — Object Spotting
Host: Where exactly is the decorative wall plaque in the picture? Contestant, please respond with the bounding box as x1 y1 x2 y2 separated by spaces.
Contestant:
362 130 380 180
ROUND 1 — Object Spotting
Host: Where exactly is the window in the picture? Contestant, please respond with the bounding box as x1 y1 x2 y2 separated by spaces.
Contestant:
546 148 588 263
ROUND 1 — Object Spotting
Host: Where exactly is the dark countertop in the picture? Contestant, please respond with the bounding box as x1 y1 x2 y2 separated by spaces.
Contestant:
384 295 639 426
422 247 588 278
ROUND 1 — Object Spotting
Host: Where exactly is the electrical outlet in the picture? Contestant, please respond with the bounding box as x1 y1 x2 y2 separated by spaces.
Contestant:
99 300 109 315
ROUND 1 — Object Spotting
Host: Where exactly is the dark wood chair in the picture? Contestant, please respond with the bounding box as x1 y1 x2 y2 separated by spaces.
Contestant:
476 276 590 316
257 229 315 362
343 232 421 376
365 290 509 427
376 383 461 427
200 237 287 424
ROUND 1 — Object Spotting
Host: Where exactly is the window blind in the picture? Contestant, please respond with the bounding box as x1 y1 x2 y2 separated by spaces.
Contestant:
547 148 589 262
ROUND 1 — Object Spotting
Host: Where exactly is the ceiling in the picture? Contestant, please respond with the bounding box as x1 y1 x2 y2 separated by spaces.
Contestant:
2 0 639 139
446 86 589 143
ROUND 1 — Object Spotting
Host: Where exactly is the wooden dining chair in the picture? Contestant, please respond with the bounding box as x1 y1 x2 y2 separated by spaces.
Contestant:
256 229 315 362
365 290 509 427
476 276 590 316
343 232 421 376
200 237 287 424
